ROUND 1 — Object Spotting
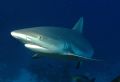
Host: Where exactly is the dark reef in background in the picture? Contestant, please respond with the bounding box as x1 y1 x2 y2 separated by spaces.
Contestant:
111 75 120 82
72 75 95 82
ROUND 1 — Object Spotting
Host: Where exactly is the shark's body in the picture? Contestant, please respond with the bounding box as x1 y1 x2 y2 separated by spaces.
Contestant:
11 17 95 68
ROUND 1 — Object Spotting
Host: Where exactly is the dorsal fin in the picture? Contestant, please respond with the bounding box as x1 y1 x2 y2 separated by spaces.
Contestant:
72 17 84 33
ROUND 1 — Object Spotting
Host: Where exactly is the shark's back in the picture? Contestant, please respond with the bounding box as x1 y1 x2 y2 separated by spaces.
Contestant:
21 26 83 41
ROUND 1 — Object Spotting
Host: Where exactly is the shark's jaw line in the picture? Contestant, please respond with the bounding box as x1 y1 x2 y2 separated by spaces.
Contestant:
24 43 48 51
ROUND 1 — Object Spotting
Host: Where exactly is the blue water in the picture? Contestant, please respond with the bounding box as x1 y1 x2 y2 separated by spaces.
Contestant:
0 0 116 82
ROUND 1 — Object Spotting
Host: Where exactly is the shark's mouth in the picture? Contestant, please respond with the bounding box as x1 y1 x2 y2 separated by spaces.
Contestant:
24 43 48 51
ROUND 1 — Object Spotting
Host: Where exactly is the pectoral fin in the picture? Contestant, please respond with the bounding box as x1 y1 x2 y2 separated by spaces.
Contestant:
32 54 41 59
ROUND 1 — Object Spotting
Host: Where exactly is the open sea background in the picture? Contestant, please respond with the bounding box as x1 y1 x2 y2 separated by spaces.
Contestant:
0 0 117 82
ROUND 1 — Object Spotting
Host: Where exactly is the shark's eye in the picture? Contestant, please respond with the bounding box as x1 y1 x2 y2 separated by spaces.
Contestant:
39 35 43 40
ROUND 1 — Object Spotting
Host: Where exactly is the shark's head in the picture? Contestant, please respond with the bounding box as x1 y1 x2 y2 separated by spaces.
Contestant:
11 27 65 54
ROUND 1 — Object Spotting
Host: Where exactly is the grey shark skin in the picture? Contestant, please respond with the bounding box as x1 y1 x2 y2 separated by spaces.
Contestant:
11 17 95 66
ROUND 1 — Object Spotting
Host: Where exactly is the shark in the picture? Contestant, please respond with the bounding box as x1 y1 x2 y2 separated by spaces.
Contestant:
11 17 97 68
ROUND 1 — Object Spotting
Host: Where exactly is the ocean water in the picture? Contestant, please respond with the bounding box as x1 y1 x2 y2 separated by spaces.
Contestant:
0 0 116 82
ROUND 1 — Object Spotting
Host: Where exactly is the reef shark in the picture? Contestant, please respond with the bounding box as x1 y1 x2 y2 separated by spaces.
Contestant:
11 17 96 68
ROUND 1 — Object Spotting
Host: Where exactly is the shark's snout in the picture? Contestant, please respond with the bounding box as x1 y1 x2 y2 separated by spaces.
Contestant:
11 30 27 40
11 31 18 38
